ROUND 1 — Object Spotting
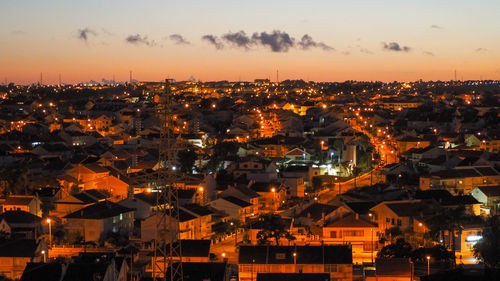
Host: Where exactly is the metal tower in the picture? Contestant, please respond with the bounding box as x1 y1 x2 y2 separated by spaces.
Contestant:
152 79 183 281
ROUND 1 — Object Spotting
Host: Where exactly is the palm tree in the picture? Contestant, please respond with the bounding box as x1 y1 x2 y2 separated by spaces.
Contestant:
427 206 467 267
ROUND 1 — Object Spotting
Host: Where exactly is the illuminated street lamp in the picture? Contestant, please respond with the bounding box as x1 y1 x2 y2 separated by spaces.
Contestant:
293 252 297 272
41 250 46 263
46 218 52 248
426 256 431 275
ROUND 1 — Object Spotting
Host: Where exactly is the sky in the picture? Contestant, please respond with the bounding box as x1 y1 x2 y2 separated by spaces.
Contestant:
1 0 500 84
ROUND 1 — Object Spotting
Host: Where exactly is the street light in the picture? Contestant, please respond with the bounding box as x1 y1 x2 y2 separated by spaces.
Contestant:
293 252 297 272
41 250 46 263
271 188 276 211
230 222 238 246
426 256 431 275
46 218 52 248
370 228 374 263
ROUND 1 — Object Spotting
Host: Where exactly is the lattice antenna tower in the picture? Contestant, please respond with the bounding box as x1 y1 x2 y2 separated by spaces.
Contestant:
152 79 183 281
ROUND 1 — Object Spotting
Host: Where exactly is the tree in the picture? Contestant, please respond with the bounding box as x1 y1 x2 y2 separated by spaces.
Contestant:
385 226 403 243
474 216 500 268
66 230 83 245
0 275 15 281
205 142 239 173
412 245 454 263
177 149 197 174
255 214 294 246
377 238 413 259
427 206 467 265
352 166 362 188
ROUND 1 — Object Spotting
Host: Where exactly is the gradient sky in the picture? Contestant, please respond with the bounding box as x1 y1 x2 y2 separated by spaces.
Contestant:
1 0 500 84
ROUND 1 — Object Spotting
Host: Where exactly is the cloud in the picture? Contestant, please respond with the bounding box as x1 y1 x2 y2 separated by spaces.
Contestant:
125 34 156 46
169 34 190 45
430 25 443 29
475 48 488 53
423 51 435 56
222 31 252 49
77 28 97 41
202 30 334 53
101 28 113 36
251 30 294 52
11 30 26 36
382 42 411 52
202 35 224 49
297 34 334 51
360 48 373 54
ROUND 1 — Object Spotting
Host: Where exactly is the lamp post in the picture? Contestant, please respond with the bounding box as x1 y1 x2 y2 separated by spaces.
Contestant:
335 177 341 196
370 228 374 263
231 221 237 246
293 252 297 272
426 256 431 275
41 250 46 263
46 218 52 248
251 259 255 281
271 187 276 212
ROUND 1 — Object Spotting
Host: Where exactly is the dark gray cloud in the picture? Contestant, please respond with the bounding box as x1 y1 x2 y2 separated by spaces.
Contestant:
202 35 223 49
125 34 156 46
423 51 435 56
430 25 443 29
298 34 334 51
77 28 97 41
475 48 488 52
169 34 190 45
382 42 411 52
222 31 252 49
202 30 334 53
251 30 294 52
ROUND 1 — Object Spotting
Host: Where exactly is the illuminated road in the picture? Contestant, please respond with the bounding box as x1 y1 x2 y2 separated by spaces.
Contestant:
211 234 239 264
318 169 385 204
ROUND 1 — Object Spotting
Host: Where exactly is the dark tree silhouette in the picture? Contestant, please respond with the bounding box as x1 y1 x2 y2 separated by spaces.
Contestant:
474 216 500 268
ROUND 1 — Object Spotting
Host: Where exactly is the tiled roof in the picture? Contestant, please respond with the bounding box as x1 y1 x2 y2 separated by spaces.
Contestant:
0 211 41 224
20 262 63 281
221 196 252 208
476 185 500 197
64 200 133 219
325 213 377 228
239 245 352 264
0 239 38 257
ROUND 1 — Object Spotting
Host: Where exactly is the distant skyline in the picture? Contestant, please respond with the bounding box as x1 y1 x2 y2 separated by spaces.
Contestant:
2 0 500 84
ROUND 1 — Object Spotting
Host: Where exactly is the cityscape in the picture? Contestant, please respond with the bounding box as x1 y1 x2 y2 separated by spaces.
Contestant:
2 1 500 281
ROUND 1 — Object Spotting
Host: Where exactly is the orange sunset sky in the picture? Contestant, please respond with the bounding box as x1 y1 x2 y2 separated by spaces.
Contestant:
1 0 500 84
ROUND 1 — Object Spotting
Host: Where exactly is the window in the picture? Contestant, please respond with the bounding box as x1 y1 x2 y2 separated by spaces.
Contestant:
330 231 337 238
386 218 390 223
391 218 395 225
397 219 402 226
120 213 123 220
275 253 286 260
243 164 248 168
324 264 338 272
344 230 364 236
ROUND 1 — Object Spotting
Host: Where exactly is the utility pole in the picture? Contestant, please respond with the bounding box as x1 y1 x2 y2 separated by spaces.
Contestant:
152 79 184 281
